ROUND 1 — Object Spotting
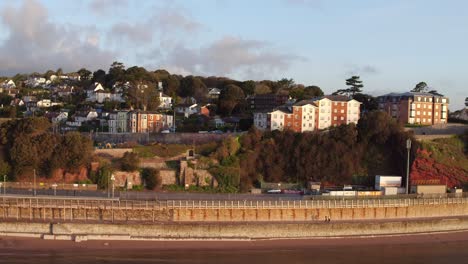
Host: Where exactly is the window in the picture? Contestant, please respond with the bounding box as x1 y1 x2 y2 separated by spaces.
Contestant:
333 116 337 120
341 102 345 106
273 114 277 118
417 104 420 108
341 109 344 113
340 117 344 120
435 105 439 109
435 112 438 116
334 102 337 106
417 111 420 115
428 118 431 122
423 104 426 109
417 97 421 101
423 118 426 122
334 109 337 113
429 105 432 109
428 112 431 116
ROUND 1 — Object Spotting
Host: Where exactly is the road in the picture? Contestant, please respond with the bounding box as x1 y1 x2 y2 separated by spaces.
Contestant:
1 188 304 201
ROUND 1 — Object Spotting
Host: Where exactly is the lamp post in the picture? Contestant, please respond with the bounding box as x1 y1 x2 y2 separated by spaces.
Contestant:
406 139 412 195
111 174 115 199
3 174 6 195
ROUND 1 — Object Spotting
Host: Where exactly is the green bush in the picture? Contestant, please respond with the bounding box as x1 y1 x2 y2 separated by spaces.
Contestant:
120 152 140 171
141 167 161 190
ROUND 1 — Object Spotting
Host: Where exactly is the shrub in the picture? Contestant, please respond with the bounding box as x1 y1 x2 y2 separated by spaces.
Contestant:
120 152 140 171
141 167 161 190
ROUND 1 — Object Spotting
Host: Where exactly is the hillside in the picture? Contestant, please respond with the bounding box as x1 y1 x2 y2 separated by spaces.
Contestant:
410 134 468 188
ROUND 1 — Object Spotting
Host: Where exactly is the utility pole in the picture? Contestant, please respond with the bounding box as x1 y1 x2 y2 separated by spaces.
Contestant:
33 169 37 196
3 174 6 195
406 139 412 194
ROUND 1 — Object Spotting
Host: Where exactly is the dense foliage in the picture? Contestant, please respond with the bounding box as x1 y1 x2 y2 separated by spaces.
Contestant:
0 118 93 178
206 111 417 191
141 167 161 190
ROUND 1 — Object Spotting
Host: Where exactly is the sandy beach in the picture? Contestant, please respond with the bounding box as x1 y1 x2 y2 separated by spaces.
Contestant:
1 230 468 263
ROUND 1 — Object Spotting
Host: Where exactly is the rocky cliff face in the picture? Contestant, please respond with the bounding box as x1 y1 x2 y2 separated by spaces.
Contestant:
410 137 468 188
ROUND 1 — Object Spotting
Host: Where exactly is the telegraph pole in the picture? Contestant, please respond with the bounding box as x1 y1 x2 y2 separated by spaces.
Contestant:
406 139 412 194
33 169 37 196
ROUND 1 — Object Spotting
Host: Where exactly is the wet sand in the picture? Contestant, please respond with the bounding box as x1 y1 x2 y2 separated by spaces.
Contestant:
1 231 468 263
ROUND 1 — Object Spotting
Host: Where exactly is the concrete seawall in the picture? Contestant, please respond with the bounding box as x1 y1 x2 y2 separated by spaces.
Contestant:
1 198 468 223
2 218 468 241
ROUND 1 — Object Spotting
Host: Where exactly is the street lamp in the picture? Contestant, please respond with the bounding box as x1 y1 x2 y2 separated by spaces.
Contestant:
111 174 115 199
52 183 58 196
406 138 412 194
3 174 6 195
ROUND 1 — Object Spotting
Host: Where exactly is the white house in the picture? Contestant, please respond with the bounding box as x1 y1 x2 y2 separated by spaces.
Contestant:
175 103 199 118
269 109 287 131
108 111 129 133
86 82 123 103
212 116 225 128
37 99 52 108
26 77 47 87
46 111 68 124
346 99 361 124
253 112 268 131
158 92 173 109
74 110 98 123
208 88 221 100
315 97 332 130
1 80 16 90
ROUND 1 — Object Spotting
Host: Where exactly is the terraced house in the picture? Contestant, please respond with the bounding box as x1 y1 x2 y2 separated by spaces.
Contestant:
109 110 173 133
377 92 449 125
253 95 361 132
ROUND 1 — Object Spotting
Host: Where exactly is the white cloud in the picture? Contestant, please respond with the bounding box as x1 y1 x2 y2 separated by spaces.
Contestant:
0 0 115 75
108 8 202 45
160 36 306 80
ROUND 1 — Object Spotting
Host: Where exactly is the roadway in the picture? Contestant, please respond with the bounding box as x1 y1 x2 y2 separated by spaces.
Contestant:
0 188 304 201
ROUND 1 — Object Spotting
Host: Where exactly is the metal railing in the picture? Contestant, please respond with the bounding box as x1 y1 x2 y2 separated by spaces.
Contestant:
0 196 466 210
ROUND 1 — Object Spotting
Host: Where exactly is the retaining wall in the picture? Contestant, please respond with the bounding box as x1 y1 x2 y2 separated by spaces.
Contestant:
2 218 468 240
0 199 468 223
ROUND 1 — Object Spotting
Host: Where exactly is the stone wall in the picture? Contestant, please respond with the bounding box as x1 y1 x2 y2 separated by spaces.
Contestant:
160 170 177 186
92 132 241 145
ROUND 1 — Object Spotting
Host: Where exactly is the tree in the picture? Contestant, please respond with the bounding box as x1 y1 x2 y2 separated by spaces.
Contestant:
92 69 106 84
141 168 161 190
240 80 256 96
219 84 245 116
304 86 323 98
77 68 92 80
179 76 208 102
345 76 363 97
254 83 272 95
106 61 125 87
332 76 363 98
411 82 428 93
277 78 295 90
352 93 378 112
120 152 140 171
0 160 11 178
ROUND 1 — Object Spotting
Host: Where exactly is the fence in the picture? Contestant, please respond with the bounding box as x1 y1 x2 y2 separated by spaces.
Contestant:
0 196 467 210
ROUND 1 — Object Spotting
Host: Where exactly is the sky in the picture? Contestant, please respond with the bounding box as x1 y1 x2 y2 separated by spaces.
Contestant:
0 0 466 110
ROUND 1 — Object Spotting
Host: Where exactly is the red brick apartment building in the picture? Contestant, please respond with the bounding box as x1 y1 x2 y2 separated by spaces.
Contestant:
378 92 449 125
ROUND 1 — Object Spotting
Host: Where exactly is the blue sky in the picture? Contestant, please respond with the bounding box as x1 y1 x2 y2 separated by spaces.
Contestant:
0 0 466 109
